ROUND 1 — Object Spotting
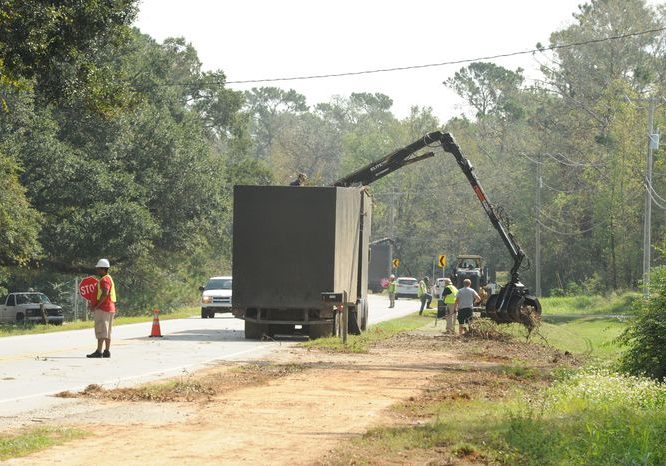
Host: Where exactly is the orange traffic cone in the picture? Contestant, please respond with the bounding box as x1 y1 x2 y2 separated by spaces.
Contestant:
149 308 163 337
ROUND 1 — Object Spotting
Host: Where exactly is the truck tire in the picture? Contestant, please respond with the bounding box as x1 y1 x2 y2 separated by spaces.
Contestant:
244 321 267 339
201 308 208 319
16 313 24 323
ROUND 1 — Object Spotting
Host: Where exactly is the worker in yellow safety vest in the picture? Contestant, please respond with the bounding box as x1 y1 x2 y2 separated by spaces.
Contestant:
440 278 458 334
418 277 433 315
387 275 396 308
87 258 117 359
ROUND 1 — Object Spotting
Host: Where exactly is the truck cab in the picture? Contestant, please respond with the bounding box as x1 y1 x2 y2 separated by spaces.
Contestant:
452 255 488 292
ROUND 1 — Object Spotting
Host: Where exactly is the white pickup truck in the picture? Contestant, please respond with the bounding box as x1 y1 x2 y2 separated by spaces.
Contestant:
198 276 232 318
0 292 64 325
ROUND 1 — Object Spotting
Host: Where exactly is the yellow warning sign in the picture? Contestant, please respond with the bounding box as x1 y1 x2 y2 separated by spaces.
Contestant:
392 258 400 268
438 255 447 268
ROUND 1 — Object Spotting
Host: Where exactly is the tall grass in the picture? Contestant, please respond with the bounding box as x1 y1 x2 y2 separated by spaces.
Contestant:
540 292 639 315
501 368 666 464
531 318 626 360
344 369 666 465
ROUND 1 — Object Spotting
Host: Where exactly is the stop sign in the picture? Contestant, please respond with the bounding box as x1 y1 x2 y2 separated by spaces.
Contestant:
79 276 98 301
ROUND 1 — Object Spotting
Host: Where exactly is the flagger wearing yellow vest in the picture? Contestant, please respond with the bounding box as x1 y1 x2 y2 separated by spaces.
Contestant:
97 275 117 304
87 258 117 359
443 284 458 304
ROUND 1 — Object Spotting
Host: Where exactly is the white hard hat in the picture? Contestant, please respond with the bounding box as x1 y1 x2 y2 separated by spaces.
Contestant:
95 258 110 268
390 274 395 279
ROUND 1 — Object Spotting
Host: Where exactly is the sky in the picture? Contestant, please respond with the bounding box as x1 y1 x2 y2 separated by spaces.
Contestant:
134 0 588 122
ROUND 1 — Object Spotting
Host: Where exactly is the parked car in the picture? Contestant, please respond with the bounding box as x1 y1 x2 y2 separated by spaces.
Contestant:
0 292 64 325
199 276 232 318
433 277 447 298
395 277 419 298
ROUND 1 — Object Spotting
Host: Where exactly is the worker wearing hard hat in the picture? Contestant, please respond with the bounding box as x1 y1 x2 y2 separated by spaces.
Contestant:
440 277 458 334
387 274 396 308
86 258 117 358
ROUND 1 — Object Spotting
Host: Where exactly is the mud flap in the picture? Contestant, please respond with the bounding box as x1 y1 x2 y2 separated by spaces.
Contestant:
348 308 361 335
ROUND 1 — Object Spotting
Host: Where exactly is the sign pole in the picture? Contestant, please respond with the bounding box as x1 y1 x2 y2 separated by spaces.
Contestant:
342 303 348 344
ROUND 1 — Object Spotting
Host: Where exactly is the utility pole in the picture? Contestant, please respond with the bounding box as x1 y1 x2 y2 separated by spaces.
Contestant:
642 98 660 297
389 187 396 271
535 158 542 297
627 95 661 297
642 99 655 296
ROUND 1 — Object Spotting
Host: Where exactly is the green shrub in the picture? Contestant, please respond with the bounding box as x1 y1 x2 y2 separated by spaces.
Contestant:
617 266 666 380
503 368 666 464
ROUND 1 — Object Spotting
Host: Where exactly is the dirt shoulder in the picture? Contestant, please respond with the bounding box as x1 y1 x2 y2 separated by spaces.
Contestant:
3 325 575 465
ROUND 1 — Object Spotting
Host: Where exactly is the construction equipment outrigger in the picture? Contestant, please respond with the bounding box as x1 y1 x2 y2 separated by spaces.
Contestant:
334 131 541 327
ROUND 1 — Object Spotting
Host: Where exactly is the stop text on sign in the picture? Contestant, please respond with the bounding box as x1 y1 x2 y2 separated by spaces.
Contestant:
79 276 99 301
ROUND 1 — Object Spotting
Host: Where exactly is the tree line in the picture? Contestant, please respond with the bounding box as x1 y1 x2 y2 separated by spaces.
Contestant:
1 0 665 313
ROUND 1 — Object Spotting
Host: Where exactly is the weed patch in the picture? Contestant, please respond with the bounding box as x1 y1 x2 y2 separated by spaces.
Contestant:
0 427 88 461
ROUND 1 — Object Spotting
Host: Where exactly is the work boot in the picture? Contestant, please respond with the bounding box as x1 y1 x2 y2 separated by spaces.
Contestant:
102 349 111 358
86 350 102 358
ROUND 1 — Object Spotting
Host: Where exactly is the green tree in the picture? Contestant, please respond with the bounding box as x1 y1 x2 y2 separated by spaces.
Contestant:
0 0 138 109
0 150 41 265
244 87 309 160
445 62 524 120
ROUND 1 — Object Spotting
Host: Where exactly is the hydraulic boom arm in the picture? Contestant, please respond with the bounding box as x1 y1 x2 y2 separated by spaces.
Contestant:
334 131 540 325
334 131 525 282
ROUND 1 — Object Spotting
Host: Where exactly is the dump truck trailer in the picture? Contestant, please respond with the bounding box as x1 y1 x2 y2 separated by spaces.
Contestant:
232 185 371 339
368 238 394 293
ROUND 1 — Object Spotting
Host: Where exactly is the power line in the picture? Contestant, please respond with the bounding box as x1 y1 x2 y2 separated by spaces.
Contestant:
219 27 666 85
536 218 599 236
143 26 666 88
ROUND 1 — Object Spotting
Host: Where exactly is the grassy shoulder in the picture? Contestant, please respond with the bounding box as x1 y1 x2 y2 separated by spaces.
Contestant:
0 307 198 337
300 313 428 353
0 427 89 461
317 295 666 465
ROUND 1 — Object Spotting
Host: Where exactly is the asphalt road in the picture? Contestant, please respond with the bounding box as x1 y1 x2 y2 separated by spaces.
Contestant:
0 294 422 421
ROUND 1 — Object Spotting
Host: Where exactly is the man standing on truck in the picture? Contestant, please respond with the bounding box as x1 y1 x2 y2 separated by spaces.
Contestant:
454 278 480 335
86 258 117 358
440 277 458 334
289 172 307 186
418 277 433 315
387 274 396 308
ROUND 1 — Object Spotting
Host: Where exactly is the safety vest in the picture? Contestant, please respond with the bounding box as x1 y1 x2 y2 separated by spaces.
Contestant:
444 284 458 304
418 280 427 298
387 281 396 293
97 274 117 303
